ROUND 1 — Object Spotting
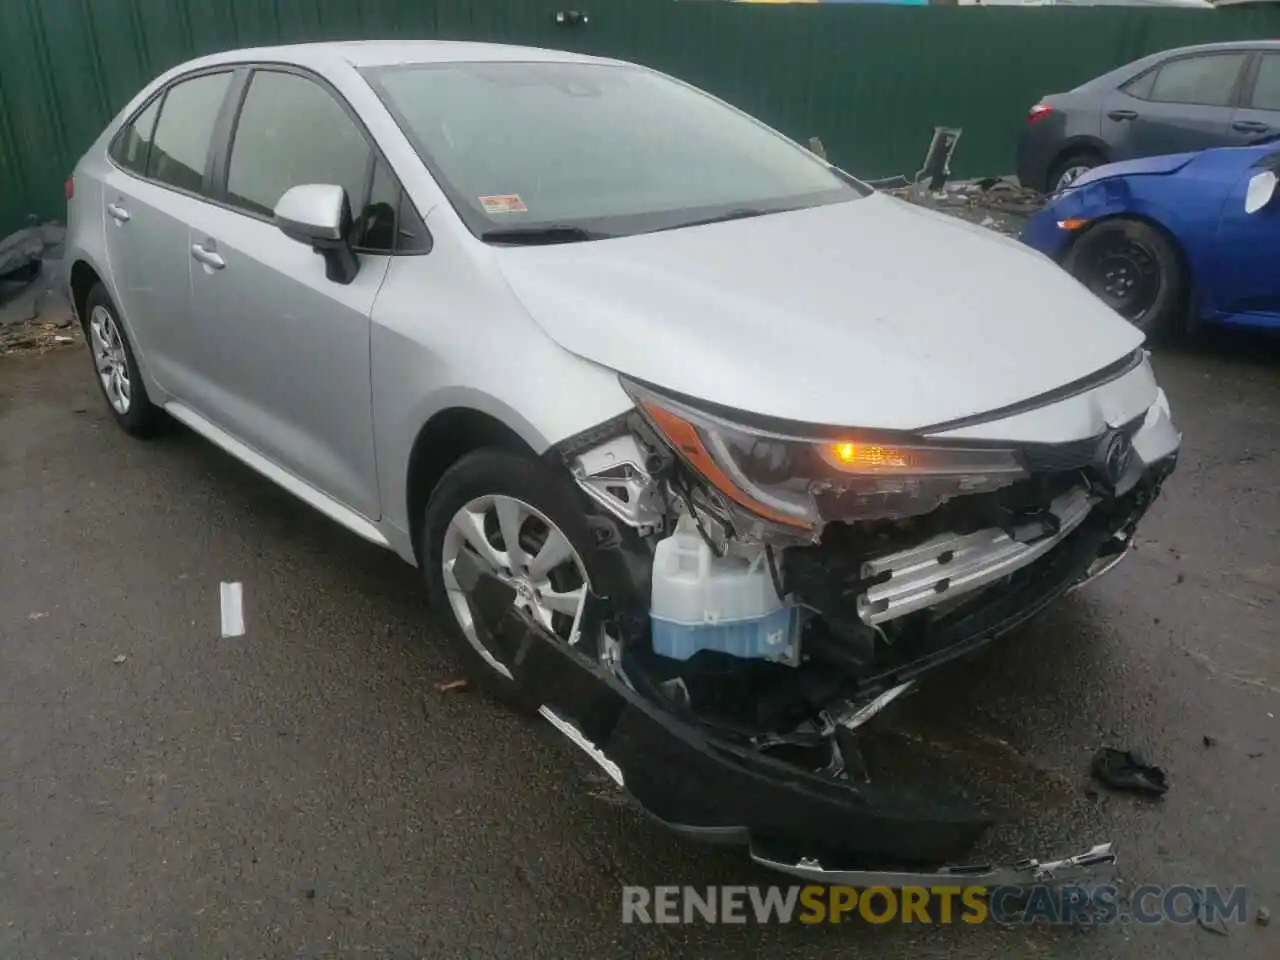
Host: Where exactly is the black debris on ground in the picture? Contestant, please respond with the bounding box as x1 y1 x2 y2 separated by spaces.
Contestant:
1091 748 1169 797
1196 913 1230 937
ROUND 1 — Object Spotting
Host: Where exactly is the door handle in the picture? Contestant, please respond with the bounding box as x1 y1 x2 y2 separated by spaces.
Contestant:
1107 109 1138 121
1232 120 1269 133
190 243 226 270
106 202 131 223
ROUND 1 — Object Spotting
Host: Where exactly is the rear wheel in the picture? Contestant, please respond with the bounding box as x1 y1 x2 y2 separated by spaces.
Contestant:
82 283 162 437
1064 218 1186 339
1048 149 1102 193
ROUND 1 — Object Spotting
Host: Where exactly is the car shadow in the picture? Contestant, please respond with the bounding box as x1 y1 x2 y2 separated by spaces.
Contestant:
1155 324 1280 366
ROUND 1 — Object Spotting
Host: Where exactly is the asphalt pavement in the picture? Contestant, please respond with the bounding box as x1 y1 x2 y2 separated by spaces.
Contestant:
2 335 1277 958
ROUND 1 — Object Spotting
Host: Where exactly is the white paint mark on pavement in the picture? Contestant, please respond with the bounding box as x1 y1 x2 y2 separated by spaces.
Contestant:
220 581 245 638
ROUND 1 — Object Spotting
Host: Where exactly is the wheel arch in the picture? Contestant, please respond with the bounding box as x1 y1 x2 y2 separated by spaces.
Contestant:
1071 211 1194 286
1046 138 1110 191
1066 211 1198 330
1051 137 1110 167
405 406 539 564
68 258 104 326
69 255 166 392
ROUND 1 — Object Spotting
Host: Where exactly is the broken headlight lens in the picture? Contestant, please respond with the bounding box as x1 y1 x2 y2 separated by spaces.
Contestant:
626 380 1027 529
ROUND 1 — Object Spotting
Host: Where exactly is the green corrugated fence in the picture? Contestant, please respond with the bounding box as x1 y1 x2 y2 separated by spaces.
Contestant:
4 0 1280 236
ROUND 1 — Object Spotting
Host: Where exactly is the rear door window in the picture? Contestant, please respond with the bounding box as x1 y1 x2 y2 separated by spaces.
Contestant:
1122 70 1157 101
145 71 233 194
109 96 162 174
225 70 371 219
1247 53 1280 111
1139 54 1247 107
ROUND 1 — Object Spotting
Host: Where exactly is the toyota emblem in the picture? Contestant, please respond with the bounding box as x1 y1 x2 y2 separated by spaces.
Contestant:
1097 431 1133 486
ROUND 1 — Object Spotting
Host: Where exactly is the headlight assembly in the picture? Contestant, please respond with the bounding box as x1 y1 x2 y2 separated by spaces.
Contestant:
624 380 1027 529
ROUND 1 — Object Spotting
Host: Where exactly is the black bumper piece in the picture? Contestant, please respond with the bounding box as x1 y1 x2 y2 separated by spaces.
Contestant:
454 461 1172 875
468 575 990 867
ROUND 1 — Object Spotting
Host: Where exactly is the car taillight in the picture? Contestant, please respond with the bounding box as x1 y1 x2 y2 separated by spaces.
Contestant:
64 176 75 200
1027 104 1054 126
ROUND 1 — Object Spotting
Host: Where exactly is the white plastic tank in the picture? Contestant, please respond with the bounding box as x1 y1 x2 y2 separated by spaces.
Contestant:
650 514 797 663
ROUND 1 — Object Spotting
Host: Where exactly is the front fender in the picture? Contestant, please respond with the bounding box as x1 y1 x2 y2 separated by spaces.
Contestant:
371 321 633 559
1022 177 1185 266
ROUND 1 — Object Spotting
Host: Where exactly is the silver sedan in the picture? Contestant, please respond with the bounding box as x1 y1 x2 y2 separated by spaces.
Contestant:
64 40 1178 880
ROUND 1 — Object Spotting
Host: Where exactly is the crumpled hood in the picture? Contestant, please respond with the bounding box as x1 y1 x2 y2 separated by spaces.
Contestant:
495 194 1143 431
1073 151 1199 187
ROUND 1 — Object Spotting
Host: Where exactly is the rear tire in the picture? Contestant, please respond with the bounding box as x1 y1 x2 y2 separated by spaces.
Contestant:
82 283 162 437
1047 149 1103 193
1064 218 1186 340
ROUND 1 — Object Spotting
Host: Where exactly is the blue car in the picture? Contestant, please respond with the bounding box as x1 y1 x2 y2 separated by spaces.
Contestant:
1021 143 1280 338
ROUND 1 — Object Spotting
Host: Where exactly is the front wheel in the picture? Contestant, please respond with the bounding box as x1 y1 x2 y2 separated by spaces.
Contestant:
1064 218 1186 339
422 448 628 709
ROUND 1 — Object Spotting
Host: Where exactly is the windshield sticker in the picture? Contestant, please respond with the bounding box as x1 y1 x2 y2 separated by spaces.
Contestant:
478 194 528 215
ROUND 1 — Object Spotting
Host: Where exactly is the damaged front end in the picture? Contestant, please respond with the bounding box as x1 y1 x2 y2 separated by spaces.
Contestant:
520 351 1178 884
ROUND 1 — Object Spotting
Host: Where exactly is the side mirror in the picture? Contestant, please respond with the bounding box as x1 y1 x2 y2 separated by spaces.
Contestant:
1244 170 1277 215
274 184 360 284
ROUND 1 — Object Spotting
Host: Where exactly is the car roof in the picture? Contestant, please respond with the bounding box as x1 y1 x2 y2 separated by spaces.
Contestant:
167 40 618 74
1126 39 1280 72
1133 39 1280 59
1072 39 1280 93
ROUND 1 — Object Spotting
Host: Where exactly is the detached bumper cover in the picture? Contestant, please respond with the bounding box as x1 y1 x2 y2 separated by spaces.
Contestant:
463 570 1124 885
468 574 990 866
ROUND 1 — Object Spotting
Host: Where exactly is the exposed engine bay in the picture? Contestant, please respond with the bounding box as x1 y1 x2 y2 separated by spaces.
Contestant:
492 354 1181 881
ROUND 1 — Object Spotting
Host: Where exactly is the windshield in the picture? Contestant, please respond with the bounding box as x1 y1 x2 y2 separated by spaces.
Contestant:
362 60 867 242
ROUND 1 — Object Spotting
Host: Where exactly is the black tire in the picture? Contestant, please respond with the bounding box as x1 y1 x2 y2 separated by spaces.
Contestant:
82 282 162 437
421 448 636 710
1047 149 1103 193
1064 218 1186 340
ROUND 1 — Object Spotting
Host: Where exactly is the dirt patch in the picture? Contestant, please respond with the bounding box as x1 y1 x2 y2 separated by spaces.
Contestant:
0 270 78 357
886 178 1044 237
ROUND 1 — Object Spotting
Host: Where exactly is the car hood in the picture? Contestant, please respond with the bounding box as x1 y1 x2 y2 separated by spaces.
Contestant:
494 194 1143 431
1072 151 1199 187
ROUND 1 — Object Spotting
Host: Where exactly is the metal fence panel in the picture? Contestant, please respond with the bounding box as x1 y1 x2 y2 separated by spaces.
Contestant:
4 0 1280 234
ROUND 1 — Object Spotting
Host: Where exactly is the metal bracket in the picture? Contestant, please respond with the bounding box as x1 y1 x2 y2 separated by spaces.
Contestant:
571 434 665 534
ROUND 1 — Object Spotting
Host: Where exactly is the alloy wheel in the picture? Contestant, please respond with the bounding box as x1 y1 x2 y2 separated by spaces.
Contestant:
88 305 131 415
1055 164 1093 191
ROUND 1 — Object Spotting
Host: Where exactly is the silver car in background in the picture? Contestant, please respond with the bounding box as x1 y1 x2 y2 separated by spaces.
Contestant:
65 41 1179 883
